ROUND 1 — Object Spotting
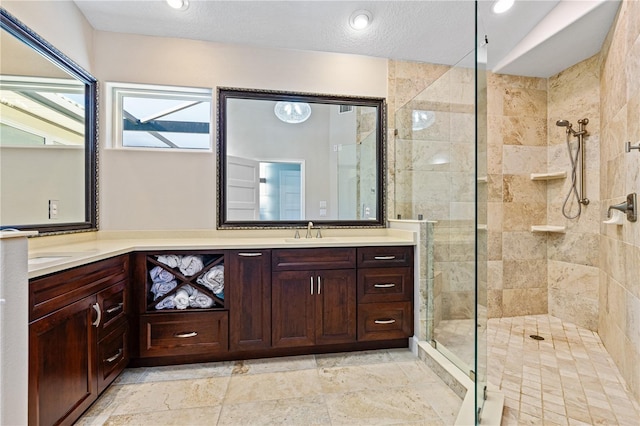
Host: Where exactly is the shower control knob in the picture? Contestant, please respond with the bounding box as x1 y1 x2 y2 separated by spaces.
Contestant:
625 141 640 153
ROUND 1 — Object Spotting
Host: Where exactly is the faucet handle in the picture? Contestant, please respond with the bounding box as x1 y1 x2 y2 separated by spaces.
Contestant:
294 230 300 239
316 228 322 238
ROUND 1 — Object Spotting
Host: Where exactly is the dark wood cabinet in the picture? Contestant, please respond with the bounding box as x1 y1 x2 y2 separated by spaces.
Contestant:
228 250 271 351
29 294 97 426
356 247 414 342
28 255 130 426
272 248 356 348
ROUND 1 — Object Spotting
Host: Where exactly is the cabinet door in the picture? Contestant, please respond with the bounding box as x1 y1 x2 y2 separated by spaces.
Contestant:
272 270 315 348
315 269 356 345
228 250 271 351
29 296 98 426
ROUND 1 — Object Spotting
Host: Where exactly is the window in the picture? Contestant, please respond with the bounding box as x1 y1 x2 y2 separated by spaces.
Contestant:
107 83 212 150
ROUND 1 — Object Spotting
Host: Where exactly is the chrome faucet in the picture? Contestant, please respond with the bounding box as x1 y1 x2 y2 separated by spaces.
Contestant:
306 221 313 238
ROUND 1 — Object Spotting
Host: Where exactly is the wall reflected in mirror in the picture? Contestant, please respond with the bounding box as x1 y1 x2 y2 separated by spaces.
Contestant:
0 9 97 233
218 88 385 228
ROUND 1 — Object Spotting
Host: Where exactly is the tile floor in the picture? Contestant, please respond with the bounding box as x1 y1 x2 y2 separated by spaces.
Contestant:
487 315 640 426
75 349 462 425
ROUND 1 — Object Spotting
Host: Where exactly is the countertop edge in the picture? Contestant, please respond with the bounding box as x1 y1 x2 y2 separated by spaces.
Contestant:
27 234 416 279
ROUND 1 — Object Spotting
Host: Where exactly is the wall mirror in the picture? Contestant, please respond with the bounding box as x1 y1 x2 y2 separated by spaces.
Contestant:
0 9 97 234
217 88 385 229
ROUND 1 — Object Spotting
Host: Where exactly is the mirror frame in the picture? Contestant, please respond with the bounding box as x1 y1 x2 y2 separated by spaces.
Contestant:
217 87 386 229
1 8 98 234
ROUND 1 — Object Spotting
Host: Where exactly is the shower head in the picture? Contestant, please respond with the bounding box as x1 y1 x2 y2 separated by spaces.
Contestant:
556 120 571 127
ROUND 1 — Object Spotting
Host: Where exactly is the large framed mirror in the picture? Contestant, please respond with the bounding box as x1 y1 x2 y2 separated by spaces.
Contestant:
217 88 386 229
0 9 97 234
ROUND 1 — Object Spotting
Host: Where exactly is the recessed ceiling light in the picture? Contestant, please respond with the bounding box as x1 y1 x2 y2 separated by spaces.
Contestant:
492 0 514 14
166 0 189 11
349 10 372 30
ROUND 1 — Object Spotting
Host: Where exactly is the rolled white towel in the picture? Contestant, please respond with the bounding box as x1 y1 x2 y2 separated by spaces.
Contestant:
150 280 177 300
150 266 175 283
156 254 181 268
179 255 204 276
188 289 214 309
196 265 224 294
174 285 195 310
155 295 175 310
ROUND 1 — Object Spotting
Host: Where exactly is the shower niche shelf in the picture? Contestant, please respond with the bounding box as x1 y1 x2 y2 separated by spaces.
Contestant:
530 225 566 233
530 171 567 181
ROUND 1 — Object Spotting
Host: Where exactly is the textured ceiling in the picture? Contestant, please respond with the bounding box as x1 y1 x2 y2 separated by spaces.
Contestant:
73 0 621 78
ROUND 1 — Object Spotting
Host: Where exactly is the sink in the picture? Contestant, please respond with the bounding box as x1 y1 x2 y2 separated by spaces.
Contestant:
283 237 338 243
28 255 72 265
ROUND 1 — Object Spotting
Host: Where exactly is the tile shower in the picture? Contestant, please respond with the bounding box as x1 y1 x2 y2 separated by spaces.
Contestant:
388 0 640 415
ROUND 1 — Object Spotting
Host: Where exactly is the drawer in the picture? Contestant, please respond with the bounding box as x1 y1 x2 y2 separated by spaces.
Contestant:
98 323 129 393
356 246 413 268
97 280 128 339
358 267 413 303
357 302 412 341
272 247 356 271
139 311 228 357
30 254 130 321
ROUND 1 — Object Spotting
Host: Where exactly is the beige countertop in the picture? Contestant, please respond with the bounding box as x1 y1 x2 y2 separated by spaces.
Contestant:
27 229 416 279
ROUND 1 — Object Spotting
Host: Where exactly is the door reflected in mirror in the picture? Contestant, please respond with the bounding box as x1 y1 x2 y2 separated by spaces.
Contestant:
218 88 385 228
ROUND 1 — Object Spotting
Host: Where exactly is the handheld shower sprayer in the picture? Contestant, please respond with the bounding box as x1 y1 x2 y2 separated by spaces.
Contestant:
556 119 572 132
557 118 589 219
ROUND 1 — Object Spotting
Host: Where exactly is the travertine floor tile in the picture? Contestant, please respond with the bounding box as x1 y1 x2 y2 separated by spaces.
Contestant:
75 349 462 426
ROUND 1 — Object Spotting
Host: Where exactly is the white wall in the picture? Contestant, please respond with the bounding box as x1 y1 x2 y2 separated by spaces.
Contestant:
2 1 94 73
95 31 388 230
0 147 85 225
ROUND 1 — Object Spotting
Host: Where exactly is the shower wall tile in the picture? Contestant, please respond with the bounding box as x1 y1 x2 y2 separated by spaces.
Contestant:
499 116 547 146
548 260 599 331
502 232 547 260
488 174 503 202
503 259 547 289
503 87 547 118
487 231 502 261
502 288 548 317
503 145 547 174
503 175 547 203
547 232 600 267
502 202 547 232
487 290 503 319
598 0 640 401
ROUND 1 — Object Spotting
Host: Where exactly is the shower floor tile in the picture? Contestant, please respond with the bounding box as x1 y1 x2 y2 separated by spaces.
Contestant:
487 314 640 426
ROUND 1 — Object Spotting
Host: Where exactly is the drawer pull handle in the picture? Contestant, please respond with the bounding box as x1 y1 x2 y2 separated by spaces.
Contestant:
105 349 123 363
174 331 198 338
374 283 396 288
106 303 123 314
92 303 102 327
374 256 396 260
238 252 262 257
374 319 396 325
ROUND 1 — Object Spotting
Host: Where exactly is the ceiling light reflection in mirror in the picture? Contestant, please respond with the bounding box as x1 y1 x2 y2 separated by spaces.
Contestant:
273 101 311 124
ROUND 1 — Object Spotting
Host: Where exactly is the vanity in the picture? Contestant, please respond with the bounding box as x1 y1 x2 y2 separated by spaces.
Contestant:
26 235 415 425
